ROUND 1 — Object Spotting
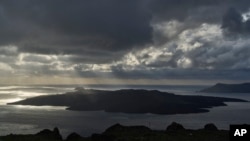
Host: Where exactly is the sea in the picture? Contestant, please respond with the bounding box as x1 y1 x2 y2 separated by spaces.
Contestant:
0 84 249 138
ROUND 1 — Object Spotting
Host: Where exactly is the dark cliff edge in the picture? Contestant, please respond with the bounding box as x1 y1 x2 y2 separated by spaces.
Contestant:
0 123 233 141
200 82 250 93
8 89 247 115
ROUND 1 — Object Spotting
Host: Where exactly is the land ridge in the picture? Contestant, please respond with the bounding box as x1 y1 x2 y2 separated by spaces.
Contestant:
200 82 250 93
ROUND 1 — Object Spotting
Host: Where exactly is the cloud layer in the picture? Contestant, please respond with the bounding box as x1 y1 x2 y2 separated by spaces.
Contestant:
0 0 250 84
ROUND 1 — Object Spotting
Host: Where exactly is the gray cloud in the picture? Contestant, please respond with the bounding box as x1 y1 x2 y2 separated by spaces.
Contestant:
74 67 250 81
0 0 250 83
0 0 152 58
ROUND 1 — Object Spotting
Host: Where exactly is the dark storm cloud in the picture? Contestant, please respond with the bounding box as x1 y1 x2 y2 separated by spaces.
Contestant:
0 0 152 56
221 7 250 35
1 0 249 56
222 8 243 33
0 0 249 56
150 0 250 22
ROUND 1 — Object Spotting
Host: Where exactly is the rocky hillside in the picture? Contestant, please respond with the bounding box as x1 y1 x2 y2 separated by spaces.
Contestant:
0 122 230 141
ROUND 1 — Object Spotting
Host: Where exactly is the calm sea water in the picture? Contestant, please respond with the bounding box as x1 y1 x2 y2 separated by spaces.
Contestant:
0 85 249 137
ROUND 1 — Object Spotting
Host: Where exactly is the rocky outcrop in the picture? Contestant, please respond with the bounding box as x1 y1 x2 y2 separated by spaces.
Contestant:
166 122 185 131
0 123 230 141
104 123 151 135
204 123 218 131
36 127 63 140
0 127 63 141
65 132 83 141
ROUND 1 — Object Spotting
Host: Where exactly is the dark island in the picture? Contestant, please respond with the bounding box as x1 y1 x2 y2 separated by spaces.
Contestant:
200 82 250 93
0 123 231 141
8 88 247 115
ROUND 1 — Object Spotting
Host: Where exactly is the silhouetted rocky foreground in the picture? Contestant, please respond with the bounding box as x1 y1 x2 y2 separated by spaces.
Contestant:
9 88 247 115
0 122 230 141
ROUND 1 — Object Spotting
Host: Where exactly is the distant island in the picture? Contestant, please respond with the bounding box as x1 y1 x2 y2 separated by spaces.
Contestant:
8 88 247 115
200 82 250 93
0 122 230 141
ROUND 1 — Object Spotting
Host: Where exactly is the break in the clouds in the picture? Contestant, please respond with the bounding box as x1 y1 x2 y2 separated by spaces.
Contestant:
1 0 250 84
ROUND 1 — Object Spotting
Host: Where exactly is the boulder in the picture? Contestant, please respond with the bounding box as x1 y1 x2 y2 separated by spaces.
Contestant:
204 123 218 131
66 132 82 141
166 122 185 131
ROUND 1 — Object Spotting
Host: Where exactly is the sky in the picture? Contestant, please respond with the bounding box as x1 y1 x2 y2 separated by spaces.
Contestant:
0 0 250 85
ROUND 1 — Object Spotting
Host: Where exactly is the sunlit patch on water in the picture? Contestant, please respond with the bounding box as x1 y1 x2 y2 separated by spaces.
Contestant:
0 122 39 136
0 85 74 97
0 85 75 110
13 105 67 110
0 90 56 98
11 91 52 97
0 86 28 90
0 98 24 105
0 85 75 107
